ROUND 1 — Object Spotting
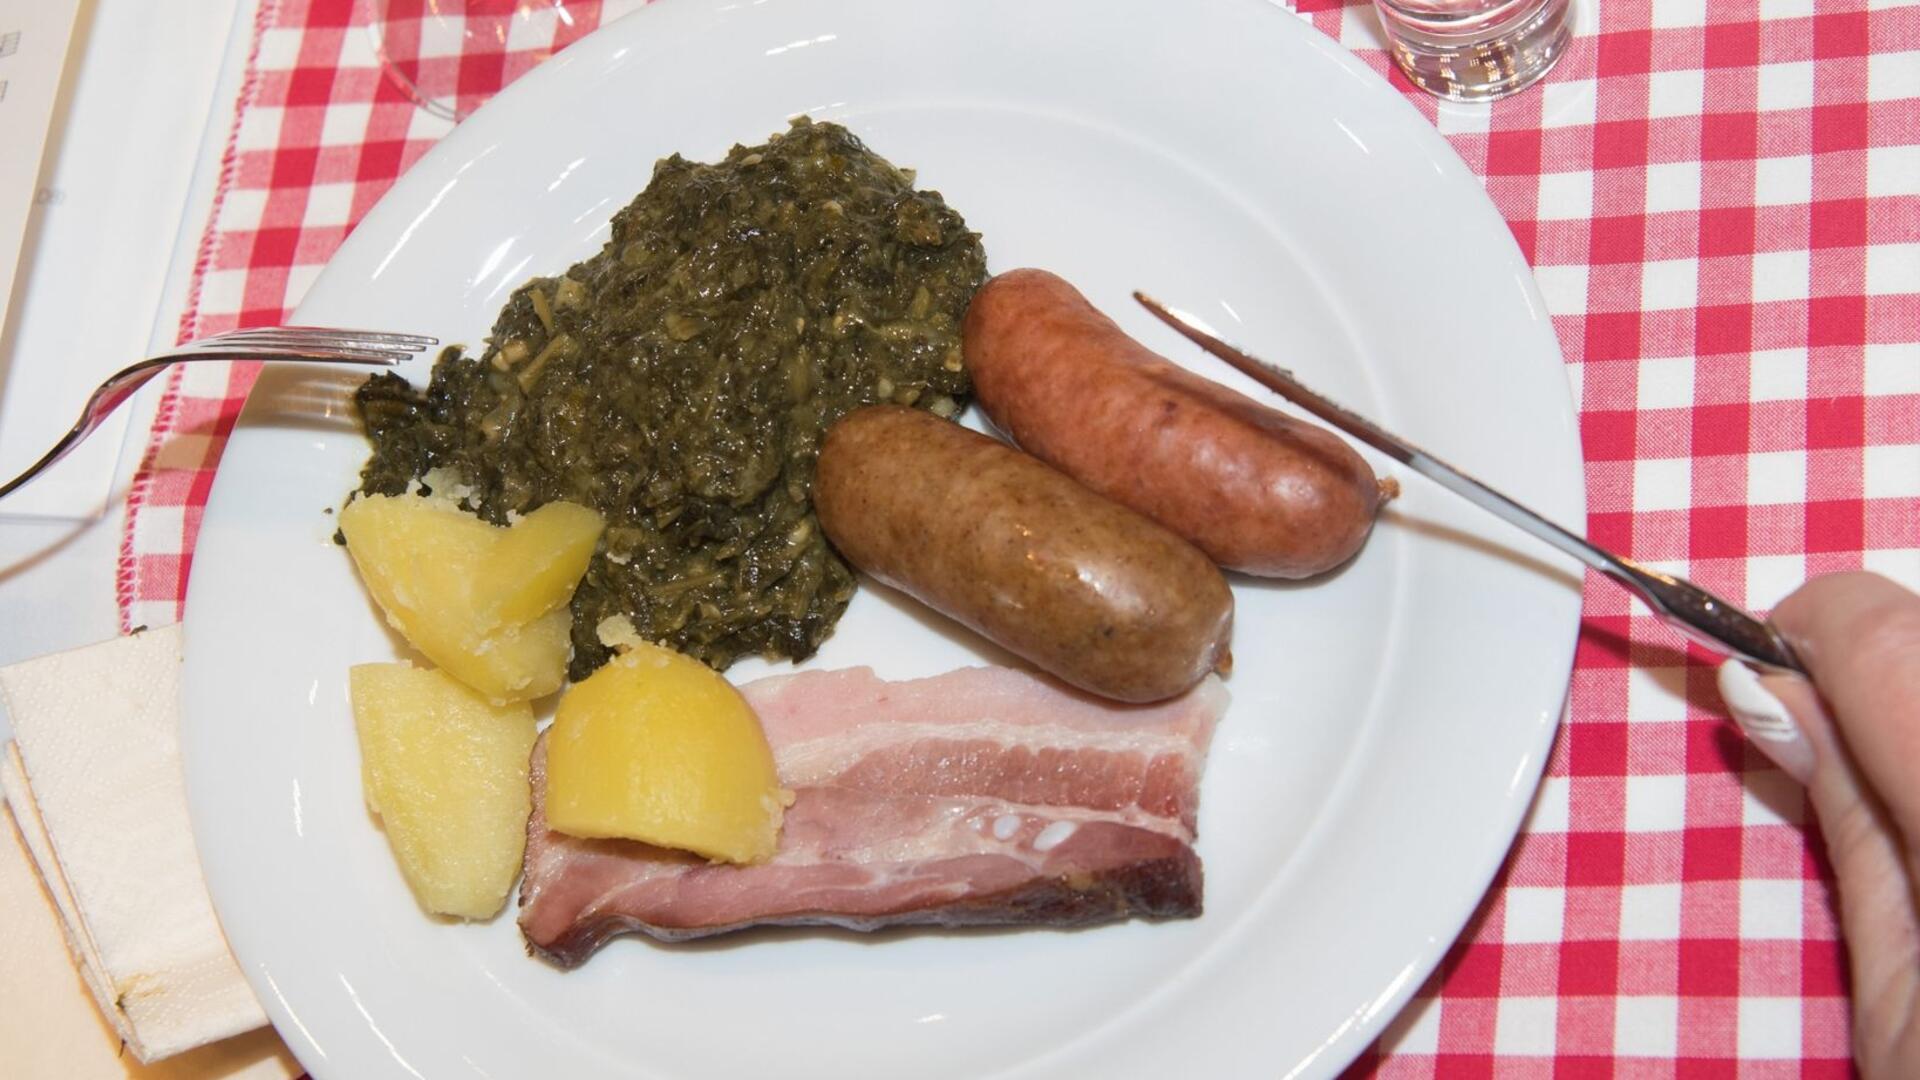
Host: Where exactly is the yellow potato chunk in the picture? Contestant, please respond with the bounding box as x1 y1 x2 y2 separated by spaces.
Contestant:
350 663 538 919
483 501 606 628
339 492 604 703
545 642 788 864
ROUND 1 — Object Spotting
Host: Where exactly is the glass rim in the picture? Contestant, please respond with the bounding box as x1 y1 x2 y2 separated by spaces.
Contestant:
1372 0 1549 39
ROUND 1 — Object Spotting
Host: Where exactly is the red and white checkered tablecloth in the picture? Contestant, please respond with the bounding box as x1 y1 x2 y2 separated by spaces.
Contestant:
120 0 1919 1073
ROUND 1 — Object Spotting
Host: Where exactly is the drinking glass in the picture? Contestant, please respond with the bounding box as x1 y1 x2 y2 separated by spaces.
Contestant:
1372 0 1574 102
366 0 645 121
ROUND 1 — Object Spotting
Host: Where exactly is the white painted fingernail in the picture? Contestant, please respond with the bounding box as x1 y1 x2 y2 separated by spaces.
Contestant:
1717 659 1815 783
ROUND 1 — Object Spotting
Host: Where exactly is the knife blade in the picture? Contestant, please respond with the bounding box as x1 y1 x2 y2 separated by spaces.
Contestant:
1134 290 1803 674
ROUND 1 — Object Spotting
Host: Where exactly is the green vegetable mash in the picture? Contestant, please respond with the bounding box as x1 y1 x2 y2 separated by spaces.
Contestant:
353 118 986 678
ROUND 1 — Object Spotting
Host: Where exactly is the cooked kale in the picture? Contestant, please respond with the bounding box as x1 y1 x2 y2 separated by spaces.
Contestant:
354 119 985 678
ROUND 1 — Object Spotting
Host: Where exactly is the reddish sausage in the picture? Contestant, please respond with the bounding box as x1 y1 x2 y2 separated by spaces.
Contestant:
964 269 1386 578
814 405 1232 704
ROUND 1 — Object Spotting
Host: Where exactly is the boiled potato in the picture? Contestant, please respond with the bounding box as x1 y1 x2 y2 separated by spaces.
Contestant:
339 492 603 703
481 501 606 628
350 662 537 919
545 641 788 864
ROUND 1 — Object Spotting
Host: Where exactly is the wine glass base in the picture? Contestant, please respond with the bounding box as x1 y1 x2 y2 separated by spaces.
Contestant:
365 0 620 122
1376 0 1575 103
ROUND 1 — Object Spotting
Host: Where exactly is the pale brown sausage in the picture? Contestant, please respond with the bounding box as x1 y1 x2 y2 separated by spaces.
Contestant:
964 269 1386 578
814 405 1232 704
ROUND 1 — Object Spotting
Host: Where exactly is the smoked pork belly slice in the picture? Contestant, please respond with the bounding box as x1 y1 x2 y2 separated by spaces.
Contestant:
518 665 1227 967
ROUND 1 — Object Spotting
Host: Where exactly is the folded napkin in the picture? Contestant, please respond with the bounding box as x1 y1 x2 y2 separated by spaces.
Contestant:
1 795 297 1079
0 625 297 1075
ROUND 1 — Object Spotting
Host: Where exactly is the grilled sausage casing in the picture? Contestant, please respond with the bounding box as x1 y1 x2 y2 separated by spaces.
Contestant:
965 269 1385 579
814 405 1233 704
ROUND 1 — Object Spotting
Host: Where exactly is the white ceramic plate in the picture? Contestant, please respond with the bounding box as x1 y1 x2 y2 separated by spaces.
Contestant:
182 1 1585 1076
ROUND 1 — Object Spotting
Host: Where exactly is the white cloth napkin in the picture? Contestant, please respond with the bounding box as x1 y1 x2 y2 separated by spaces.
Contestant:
0 625 296 1073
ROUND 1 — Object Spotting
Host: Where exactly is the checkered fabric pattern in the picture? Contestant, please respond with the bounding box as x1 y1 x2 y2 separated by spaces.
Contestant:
118 0 1919 1073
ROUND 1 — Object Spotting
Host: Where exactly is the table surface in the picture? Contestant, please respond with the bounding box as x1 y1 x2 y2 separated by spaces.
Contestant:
7 0 1918 1075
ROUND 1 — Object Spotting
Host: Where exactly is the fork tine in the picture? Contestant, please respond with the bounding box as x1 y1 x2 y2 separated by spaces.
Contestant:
192 326 434 363
277 326 439 346
224 333 416 349
187 347 411 365
218 327 439 348
207 341 420 359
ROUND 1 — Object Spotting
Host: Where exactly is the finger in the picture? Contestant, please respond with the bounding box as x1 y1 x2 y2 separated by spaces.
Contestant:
1718 660 1815 782
1759 672 1920 1075
1770 572 1920 847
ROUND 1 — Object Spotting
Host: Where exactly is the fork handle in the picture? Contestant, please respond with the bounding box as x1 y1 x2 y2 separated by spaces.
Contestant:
1603 558 1805 674
0 362 170 502
89 357 173 420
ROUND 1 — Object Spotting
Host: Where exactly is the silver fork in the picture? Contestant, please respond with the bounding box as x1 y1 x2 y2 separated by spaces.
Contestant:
0 326 436 502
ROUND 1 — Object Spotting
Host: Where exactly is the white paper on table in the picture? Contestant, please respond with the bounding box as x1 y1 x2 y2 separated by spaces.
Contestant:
0 2 83 344
0 0 242 521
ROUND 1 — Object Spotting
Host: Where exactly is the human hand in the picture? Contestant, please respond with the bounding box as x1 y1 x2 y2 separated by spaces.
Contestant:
1717 572 1920 1079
